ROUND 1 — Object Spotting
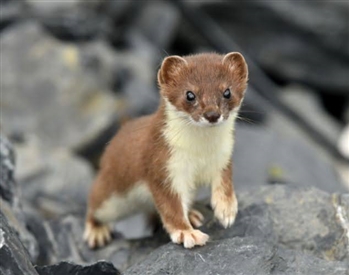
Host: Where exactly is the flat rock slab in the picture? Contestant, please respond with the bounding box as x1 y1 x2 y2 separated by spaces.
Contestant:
28 185 349 272
124 237 348 275
205 185 349 262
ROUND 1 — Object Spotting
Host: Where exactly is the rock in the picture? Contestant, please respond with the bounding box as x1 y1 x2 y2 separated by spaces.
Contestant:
0 0 23 31
31 184 349 272
36 261 121 275
33 215 128 267
0 134 17 204
195 1 349 93
78 40 159 116
279 85 342 146
0 22 119 153
78 40 123 94
0 135 39 262
5 132 94 219
129 1 180 50
0 211 39 275
25 0 81 16
90 46 160 118
238 86 268 125
124 237 348 275
242 85 347 191
338 124 349 159
111 1 180 118
337 124 349 188
34 214 168 271
18 149 94 218
207 185 349 261
38 5 107 41
122 75 159 117
1 198 40 263
233 124 347 192
125 185 349 274
26 0 133 42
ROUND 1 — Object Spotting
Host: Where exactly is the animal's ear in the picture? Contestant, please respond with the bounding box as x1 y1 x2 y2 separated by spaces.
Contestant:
158 55 188 86
222 52 248 83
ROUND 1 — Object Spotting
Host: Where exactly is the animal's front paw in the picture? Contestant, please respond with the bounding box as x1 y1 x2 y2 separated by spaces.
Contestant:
211 192 238 228
170 229 209 248
83 220 112 249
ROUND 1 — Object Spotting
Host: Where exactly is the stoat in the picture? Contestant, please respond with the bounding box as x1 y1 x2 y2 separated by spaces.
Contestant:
83 52 248 249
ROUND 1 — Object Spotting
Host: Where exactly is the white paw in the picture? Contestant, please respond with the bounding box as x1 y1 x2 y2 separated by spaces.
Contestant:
188 209 204 228
83 221 112 249
212 193 238 228
170 229 209 249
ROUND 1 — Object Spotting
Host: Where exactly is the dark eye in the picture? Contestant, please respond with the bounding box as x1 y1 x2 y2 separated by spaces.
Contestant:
223 88 231 99
186 91 196 102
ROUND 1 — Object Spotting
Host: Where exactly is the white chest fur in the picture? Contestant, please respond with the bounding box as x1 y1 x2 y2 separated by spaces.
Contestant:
162 102 236 212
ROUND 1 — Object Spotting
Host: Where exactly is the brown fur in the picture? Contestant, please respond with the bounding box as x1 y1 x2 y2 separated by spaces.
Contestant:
84 52 248 249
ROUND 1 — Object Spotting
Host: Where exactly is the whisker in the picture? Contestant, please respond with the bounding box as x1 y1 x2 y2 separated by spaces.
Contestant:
237 115 258 125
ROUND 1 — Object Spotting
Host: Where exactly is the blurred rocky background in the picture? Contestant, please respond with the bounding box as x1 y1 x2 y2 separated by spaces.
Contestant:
0 1 348 274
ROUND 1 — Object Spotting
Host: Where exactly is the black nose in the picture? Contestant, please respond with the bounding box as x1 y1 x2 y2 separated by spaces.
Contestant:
203 111 221 123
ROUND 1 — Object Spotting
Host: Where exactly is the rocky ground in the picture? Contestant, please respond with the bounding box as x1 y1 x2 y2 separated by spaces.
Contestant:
1 1 348 275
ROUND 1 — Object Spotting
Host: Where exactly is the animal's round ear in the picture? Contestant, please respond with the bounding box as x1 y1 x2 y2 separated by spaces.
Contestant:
222 52 248 83
158 56 188 86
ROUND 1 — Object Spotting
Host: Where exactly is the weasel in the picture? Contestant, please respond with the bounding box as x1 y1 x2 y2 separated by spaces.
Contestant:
83 52 248 249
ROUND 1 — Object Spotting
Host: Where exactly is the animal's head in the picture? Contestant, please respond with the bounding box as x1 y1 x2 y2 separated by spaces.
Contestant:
158 52 248 126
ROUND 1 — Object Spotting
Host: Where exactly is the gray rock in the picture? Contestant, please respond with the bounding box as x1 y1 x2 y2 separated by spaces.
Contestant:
7 131 94 219
280 85 342 146
130 1 180 50
24 0 81 16
337 124 349 189
125 185 349 274
35 214 167 271
33 184 349 272
36 261 121 275
0 135 39 262
40 8 106 41
256 1 349 57
124 237 348 275
78 40 124 94
25 0 132 42
0 0 23 30
198 1 349 93
207 185 349 261
339 124 349 159
1 199 39 263
233 124 347 193
0 135 17 204
18 148 94 218
36 215 131 269
122 75 159 117
0 22 119 152
78 40 159 117
93 46 160 118
0 211 39 275
194 185 349 262
114 1 180 118
2 132 152 272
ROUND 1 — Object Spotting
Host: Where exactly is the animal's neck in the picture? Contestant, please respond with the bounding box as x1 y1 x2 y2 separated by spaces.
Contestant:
161 101 236 153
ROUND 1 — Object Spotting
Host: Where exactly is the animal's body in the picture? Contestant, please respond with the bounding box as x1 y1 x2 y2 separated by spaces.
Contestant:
84 52 248 249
